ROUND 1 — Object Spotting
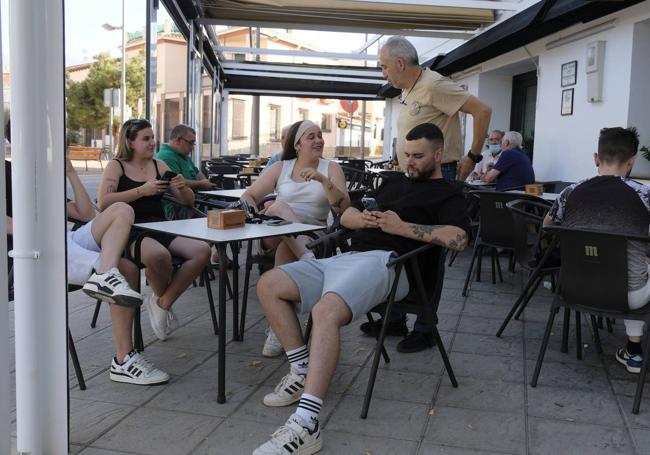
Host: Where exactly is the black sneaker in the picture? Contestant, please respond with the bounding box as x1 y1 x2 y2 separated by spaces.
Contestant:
397 331 435 353
360 318 408 337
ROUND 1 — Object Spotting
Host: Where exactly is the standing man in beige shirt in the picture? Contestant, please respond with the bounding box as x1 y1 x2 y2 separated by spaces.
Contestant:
379 36 492 181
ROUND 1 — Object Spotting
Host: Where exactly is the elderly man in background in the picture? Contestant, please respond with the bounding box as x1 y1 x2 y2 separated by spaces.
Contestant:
467 129 505 182
379 36 492 182
481 131 535 191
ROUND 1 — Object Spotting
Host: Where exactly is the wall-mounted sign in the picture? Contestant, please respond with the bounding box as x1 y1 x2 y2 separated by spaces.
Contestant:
561 60 577 87
338 119 348 129
561 88 574 116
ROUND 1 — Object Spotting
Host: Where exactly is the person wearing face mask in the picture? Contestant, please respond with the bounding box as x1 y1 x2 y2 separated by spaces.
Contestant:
466 130 504 182
481 130 535 190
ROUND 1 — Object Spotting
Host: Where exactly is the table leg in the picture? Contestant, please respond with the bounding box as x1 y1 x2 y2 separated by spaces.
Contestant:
217 243 227 404
230 241 241 341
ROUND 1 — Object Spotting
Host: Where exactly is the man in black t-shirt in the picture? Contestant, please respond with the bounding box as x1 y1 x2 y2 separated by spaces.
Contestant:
252 124 469 455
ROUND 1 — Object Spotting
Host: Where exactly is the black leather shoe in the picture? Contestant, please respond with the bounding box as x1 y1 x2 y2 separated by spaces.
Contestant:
397 331 435 353
359 318 408 337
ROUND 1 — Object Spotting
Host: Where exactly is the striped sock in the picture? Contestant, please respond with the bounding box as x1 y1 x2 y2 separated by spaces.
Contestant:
286 345 309 375
296 393 322 431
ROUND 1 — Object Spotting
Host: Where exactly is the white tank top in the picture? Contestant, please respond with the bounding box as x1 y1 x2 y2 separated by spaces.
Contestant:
276 158 330 226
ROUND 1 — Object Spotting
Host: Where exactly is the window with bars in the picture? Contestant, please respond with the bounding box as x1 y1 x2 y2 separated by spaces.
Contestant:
298 108 309 121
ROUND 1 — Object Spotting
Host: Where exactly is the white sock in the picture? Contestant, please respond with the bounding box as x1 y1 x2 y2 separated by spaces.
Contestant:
286 345 309 375
300 251 315 261
295 393 322 431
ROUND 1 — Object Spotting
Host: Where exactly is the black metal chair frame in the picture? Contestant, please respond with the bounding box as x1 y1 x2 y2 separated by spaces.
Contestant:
531 226 650 414
90 196 222 350
305 229 457 418
462 191 548 296
496 198 558 337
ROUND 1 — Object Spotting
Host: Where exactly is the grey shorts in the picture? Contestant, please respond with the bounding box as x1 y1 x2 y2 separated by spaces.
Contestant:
278 250 410 321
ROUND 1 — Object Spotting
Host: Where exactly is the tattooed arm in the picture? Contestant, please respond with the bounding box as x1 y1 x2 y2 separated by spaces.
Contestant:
321 162 350 214
373 210 468 251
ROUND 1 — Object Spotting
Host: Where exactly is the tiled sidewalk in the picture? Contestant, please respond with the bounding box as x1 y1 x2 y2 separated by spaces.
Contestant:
10 251 650 454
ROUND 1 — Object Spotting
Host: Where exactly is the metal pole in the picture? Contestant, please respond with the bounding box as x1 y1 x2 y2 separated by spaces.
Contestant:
109 106 114 153
145 0 158 124
348 111 353 157
210 76 216 159
121 0 126 122
12 0 68 452
185 21 194 123
383 101 393 161
220 89 229 157
360 33 367 160
250 28 260 156
0 1 9 451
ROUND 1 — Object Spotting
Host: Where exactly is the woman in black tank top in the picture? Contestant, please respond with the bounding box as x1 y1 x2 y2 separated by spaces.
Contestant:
97 119 211 341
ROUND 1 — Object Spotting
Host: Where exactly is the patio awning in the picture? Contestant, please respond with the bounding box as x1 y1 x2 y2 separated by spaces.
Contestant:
222 61 385 99
428 0 645 76
196 0 500 35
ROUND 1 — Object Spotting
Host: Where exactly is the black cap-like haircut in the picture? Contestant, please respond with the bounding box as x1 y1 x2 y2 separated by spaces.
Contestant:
405 123 444 150
598 127 639 164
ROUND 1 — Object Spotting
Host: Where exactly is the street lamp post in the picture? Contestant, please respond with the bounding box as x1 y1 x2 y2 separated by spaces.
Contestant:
102 0 126 125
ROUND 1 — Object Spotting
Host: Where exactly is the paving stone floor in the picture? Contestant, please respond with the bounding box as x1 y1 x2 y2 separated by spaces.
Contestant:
9 250 650 454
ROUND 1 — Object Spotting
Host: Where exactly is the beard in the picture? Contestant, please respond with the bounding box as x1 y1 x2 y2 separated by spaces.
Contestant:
407 164 435 181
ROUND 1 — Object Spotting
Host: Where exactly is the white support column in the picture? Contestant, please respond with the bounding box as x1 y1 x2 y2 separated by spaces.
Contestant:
11 0 68 453
0 2 9 452
219 89 229 157
383 100 393 160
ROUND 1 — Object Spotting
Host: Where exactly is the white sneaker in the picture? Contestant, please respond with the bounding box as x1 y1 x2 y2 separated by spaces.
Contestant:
263 369 305 407
146 294 170 341
82 267 142 308
253 414 322 455
168 309 180 331
109 351 169 385
262 327 284 358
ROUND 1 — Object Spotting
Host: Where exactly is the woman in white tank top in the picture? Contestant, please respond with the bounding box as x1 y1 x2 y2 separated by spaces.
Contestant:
242 120 350 266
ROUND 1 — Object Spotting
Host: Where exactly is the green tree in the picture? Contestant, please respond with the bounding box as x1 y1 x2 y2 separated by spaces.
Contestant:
66 51 145 132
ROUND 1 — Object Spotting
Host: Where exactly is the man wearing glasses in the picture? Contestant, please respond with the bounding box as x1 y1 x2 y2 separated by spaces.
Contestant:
156 124 217 194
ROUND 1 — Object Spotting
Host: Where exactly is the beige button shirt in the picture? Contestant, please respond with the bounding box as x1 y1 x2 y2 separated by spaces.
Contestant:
396 68 470 166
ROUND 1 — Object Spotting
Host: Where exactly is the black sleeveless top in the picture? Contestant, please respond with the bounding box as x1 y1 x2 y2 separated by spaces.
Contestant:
114 159 166 223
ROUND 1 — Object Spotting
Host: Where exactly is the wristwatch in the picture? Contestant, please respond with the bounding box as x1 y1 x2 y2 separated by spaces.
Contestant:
467 151 483 164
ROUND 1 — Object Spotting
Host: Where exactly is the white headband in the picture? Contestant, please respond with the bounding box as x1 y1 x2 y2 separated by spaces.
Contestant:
293 120 319 147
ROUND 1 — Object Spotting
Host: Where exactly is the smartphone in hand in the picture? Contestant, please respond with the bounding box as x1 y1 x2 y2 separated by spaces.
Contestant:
160 170 177 183
361 197 380 212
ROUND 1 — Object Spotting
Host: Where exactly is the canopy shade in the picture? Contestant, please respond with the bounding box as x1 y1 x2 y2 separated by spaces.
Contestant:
197 0 497 33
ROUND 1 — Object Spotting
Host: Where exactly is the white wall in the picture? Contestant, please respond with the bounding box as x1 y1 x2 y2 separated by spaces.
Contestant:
533 22 634 181
628 19 650 177
456 1 650 182
477 72 513 135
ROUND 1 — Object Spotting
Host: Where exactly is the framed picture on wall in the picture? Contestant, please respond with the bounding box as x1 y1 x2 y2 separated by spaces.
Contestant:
561 60 577 87
561 88 574 116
